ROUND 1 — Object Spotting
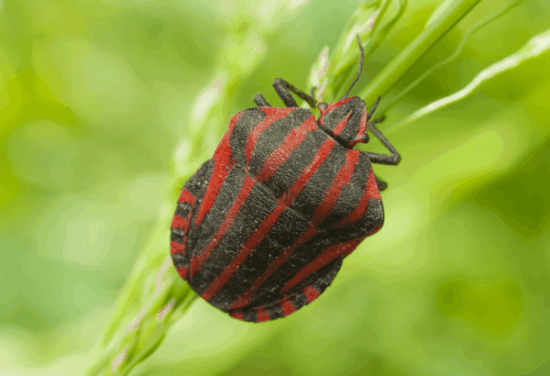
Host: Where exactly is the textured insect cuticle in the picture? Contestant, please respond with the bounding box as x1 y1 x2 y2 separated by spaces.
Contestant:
171 45 399 322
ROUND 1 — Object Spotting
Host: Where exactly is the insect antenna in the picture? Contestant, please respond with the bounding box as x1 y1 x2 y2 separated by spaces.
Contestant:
341 36 364 100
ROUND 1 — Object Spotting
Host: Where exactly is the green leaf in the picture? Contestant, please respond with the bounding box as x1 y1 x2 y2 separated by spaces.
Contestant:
425 0 455 29
395 27 550 129
359 0 483 105
378 0 526 115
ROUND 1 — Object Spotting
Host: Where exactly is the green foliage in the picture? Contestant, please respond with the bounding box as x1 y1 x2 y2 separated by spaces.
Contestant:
1 0 550 375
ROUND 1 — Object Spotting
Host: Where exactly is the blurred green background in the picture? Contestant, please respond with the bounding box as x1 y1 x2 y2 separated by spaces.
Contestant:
1 0 549 375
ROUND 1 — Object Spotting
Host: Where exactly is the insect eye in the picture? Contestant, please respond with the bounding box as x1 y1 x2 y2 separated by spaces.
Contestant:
362 133 370 143
318 103 328 112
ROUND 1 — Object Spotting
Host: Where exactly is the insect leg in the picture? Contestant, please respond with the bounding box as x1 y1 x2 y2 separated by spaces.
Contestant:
273 78 317 108
254 93 271 107
365 117 401 166
375 175 388 191
273 78 299 107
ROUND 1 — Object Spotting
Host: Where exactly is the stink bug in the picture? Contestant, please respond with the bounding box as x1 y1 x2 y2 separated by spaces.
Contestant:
170 38 400 322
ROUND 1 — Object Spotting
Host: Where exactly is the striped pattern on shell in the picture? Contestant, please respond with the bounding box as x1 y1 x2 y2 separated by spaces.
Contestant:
170 105 384 323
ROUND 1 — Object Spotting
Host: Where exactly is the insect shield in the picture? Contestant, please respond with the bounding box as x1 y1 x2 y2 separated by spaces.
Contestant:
171 38 400 322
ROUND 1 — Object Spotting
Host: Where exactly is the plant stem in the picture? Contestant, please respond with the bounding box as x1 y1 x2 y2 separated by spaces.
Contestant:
359 0 483 105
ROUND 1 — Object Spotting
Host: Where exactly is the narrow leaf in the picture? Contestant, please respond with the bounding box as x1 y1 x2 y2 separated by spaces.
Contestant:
379 0 526 114
397 28 550 128
359 0 483 105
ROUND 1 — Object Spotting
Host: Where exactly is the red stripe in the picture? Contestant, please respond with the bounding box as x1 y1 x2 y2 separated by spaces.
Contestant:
349 108 368 146
332 111 353 137
255 308 270 322
170 241 185 255
303 285 320 303
171 214 188 230
324 97 353 115
176 266 188 279
255 115 318 183
178 189 196 204
312 150 360 220
230 310 244 320
357 109 368 141
334 167 379 228
201 204 286 302
228 226 318 309
281 239 359 293
228 146 358 309
365 167 381 201
279 297 296 316
190 175 255 277
194 113 241 227
245 107 294 165
283 224 384 294
203 138 337 304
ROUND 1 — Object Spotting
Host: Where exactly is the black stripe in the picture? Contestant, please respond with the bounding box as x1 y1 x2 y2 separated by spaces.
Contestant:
289 142 348 221
266 303 284 320
322 98 365 145
229 108 266 166
235 258 341 322
210 143 348 309
210 203 312 308
242 309 257 323
323 198 383 243
251 255 342 313
171 228 184 244
318 152 371 231
248 108 314 178
339 98 366 144
171 253 186 267
186 165 245 262
183 159 214 195
189 173 277 296
322 101 350 132
312 258 343 294
260 126 330 199
293 290 308 309
181 159 216 258
175 201 193 218
256 233 338 301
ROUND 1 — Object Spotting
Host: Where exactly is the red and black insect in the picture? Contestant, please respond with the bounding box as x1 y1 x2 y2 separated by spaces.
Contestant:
170 39 400 322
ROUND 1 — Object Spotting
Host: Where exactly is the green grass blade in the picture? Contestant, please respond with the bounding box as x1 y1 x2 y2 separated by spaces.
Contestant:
334 0 408 100
379 0 526 114
394 28 550 130
358 0 484 105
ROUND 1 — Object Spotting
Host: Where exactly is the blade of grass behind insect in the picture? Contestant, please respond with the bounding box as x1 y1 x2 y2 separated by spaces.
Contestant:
305 0 387 107
327 0 392 100
358 0 484 105
378 0 526 115
386 28 550 132
334 0 408 100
